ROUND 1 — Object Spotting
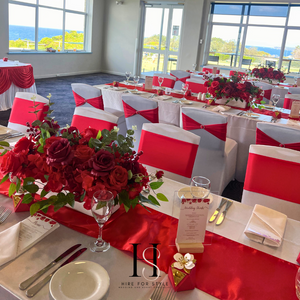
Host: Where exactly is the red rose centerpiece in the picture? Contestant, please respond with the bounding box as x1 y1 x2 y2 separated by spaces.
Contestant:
251 67 286 83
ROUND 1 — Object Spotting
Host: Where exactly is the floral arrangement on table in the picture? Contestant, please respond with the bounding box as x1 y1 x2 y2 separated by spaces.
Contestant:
0 94 167 216
251 67 286 83
204 73 263 104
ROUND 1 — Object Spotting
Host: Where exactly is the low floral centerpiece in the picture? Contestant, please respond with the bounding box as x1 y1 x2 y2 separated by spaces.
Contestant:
251 67 286 83
0 95 167 216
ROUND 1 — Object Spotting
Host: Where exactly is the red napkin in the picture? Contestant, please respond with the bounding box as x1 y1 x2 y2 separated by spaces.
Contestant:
3 57 8 61
113 81 119 87
272 111 282 119
207 99 215 105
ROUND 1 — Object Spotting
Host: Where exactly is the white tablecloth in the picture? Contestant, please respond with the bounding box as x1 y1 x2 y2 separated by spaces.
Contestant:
0 177 299 300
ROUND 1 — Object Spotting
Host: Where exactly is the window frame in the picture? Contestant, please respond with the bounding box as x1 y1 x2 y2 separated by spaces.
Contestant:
8 0 92 53
205 2 300 73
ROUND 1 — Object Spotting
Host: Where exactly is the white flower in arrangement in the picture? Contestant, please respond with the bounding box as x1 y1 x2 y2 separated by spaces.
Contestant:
133 137 136 142
132 125 137 130
31 95 36 101
113 126 119 132
173 253 195 270
47 93 52 100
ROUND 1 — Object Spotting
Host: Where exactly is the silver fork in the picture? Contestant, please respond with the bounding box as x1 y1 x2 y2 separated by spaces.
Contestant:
0 206 5 216
0 208 12 224
164 289 176 300
149 284 164 300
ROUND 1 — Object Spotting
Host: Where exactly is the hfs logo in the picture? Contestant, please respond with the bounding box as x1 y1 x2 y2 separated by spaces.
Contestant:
130 243 161 281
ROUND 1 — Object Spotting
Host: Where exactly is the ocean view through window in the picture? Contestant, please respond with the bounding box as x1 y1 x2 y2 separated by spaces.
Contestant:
205 3 300 74
9 0 91 53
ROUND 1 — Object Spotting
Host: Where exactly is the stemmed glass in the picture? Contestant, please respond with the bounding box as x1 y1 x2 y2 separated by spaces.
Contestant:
181 83 189 101
89 190 115 253
247 95 256 116
192 63 197 72
190 176 211 199
133 75 140 92
125 72 131 85
271 94 280 110
158 76 164 88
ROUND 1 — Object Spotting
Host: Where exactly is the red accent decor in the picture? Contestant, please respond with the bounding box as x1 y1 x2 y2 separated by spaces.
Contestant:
182 113 227 141
152 76 175 88
264 89 272 100
170 72 190 83
122 101 158 123
72 91 104 110
9 97 49 126
168 265 196 292
138 131 198 178
283 97 300 109
187 81 207 93
0 65 35 94
256 129 300 151
41 204 299 300
71 115 117 133
3 57 8 62
229 70 246 77
244 153 300 204
202 67 220 74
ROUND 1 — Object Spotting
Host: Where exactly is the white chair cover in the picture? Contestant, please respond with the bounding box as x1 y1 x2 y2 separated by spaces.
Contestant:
253 82 273 103
171 70 191 90
8 92 49 133
288 87 300 94
283 93 300 109
242 145 300 221
122 94 158 152
181 107 237 195
138 123 200 184
71 106 126 136
185 78 207 94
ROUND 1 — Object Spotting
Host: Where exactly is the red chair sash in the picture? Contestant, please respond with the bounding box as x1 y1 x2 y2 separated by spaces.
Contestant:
256 128 300 151
72 91 104 110
170 73 190 83
122 101 158 123
182 113 227 141
9 97 48 126
244 153 300 204
71 115 117 133
202 68 220 74
264 89 272 100
283 97 298 109
138 131 198 178
187 81 207 93
152 76 175 88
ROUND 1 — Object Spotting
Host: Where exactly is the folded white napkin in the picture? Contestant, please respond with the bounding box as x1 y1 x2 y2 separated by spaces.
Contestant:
154 95 172 101
0 214 59 266
211 105 231 112
244 204 287 247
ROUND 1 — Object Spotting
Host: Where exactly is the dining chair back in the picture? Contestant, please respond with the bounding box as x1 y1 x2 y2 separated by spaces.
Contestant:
185 78 207 93
138 123 200 184
288 87 300 94
207 56 219 65
202 66 220 74
241 58 252 68
253 81 272 102
71 106 126 135
242 144 300 221
256 122 300 151
170 70 190 83
153 74 176 88
181 107 237 194
122 94 159 152
8 92 49 133
71 83 104 110
283 93 300 109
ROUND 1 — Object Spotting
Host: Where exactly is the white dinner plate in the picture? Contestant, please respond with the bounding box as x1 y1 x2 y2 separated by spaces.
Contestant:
177 187 213 204
50 261 110 300
181 100 193 105
245 113 260 118
0 127 12 135
129 90 140 94
263 105 275 111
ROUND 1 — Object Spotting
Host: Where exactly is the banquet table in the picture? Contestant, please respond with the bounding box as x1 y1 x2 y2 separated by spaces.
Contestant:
0 60 37 111
0 175 299 300
94 84 300 182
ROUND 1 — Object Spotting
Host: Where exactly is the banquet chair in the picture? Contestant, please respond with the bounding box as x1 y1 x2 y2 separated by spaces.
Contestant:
138 123 200 184
152 74 176 88
122 94 159 152
202 66 220 74
288 87 300 94
242 145 300 221
256 122 300 151
8 92 49 133
170 70 190 90
71 106 127 136
186 78 207 94
181 107 238 195
207 56 219 65
283 93 300 109
253 81 272 103
241 58 252 68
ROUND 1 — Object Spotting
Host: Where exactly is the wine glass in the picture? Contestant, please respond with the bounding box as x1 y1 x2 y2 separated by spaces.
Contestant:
247 95 255 116
271 94 280 109
181 83 189 101
192 63 197 72
89 190 115 253
296 268 300 299
158 76 164 88
165 87 171 96
125 72 131 85
133 75 140 92
190 176 211 199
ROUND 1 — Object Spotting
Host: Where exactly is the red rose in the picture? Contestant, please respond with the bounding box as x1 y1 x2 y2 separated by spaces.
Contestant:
236 83 246 91
61 126 79 135
128 182 143 199
88 150 115 176
156 170 164 179
211 81 220 89
81 128 99 139
44 172 63 192
74 145 95 162
102 166 128 192
204 81 209 87
46 138 74 167
0 151 25 176
13 137 35 154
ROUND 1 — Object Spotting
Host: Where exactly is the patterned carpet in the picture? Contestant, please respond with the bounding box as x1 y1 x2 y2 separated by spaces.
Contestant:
0 72 243 200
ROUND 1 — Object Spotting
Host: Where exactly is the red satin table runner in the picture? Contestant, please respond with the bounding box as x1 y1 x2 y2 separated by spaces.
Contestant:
41 204 299 300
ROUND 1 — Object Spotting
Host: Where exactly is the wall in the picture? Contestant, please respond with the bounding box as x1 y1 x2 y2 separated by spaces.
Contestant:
0 0 104 78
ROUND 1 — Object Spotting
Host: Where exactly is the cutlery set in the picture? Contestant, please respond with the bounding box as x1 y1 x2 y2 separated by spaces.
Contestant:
0 206 12 224
209 198 233 226
270 117 278 123
0 132 24 141
18 244 87 297
149 284 176 300
236 111 244 116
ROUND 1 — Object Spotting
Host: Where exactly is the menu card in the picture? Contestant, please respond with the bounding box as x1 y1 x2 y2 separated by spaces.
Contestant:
212 67 218 75
289 101 300 119
176 198 209 244
297 78 300 87
145 76 153 91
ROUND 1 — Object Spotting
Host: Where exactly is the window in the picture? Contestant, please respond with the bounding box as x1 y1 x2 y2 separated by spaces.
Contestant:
9 0 92 52
205 3 300 74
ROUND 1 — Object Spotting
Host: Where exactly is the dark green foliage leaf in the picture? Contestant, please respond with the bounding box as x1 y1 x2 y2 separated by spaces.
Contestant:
149 181 164 190
148 194 160 206
9 183 16 197
0 149 8 156
23 183 39 194
157 193 168 202
79 190 86 202
0 141 9 147
16 177 21 193
0 173 9 184
22 193 33 204
41 189 48 198
23 177 35 185
30 203 40 216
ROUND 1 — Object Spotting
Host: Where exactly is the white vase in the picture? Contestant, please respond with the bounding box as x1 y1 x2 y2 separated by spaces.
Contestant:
215 97 247 109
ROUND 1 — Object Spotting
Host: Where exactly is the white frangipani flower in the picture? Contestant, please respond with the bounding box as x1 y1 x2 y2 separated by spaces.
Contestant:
132 125 137 130
173 253 195 270
113 126 119 132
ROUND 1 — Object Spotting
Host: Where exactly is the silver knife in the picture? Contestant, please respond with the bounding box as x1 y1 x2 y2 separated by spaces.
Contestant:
216 200 233 226
19 244 81 290
209 198 227 223
26 247 87 298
